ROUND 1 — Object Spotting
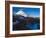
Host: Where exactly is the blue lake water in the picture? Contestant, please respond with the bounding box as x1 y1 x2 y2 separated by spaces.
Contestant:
25 23 40 30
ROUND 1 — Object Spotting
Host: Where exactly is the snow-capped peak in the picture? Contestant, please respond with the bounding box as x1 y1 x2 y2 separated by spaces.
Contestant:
16 10 27 17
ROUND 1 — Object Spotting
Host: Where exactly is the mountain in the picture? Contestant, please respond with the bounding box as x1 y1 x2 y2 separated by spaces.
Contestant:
16 10 27 17
13 9 40 24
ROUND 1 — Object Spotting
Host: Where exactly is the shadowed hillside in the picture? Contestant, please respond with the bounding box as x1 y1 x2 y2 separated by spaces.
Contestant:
13 15 40 30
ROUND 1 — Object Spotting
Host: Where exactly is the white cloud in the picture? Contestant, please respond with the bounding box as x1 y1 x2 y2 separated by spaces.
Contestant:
16 10 27 17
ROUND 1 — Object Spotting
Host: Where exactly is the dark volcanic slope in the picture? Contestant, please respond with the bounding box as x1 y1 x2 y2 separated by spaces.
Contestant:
13 15 40 30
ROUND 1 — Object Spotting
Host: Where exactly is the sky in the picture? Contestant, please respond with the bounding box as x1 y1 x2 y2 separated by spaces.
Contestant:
13 7 40 17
